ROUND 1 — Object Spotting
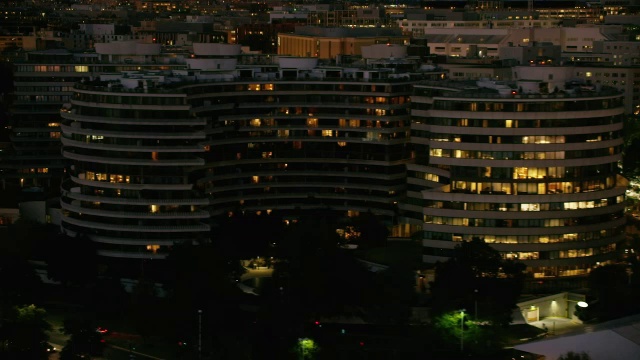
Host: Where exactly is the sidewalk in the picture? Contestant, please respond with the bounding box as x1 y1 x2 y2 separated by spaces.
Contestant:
237 267 273 295
528 316 585 336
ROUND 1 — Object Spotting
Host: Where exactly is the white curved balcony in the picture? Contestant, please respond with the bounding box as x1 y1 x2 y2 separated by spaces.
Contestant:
423 185 626 203
61 188 208 206
61 201 209 220
488 233 625 253
199 170 404 182
91 235 182 246
68 175 193 191
420 216 626 236
206 156 409 168
427 138 622 152
208 192 399 205
426 122 623 137
429 154 621 168
61 111 206 126
420 202 625 220
217 113 411 123
208 181 403 194
61 215 211 232
427 107 624 121
517 252 619 268
62 150 205 166
61 136 205 153
60 124 206 140
70 99 190 111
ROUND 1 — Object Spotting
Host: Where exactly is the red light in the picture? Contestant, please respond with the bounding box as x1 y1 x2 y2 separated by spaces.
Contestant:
314 321 320 325
359 342 365 346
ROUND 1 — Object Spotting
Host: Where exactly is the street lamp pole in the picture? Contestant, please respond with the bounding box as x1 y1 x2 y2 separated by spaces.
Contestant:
198 309 202 359
460 309 465 353
474 289 478 320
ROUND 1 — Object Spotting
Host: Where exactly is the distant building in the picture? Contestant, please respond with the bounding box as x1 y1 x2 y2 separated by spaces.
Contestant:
277 26 409 60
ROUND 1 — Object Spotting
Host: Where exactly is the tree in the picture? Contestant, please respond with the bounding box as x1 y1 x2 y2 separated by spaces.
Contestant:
295 338 319 360
164 241 249 358
430 238 526 326
0 256 44 312
59 316 105 360
577 264 640 321
367 264 415 325
0 304 51 359
350 212 389 249
44 233 99 287
215 211 284 259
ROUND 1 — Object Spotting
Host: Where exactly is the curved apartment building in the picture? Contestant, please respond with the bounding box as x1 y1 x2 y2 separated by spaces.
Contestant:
60 43 442 259
59 79 210 259
402 67 627 277
186 59 416 220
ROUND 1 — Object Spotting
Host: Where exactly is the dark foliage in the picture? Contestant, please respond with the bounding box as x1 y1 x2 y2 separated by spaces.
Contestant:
0 305 51 360
430 238 526 326
576 264 640 322
60 316 105 359
44 233 99 287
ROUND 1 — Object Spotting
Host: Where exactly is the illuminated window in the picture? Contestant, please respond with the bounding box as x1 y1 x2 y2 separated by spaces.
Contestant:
430 148 443 157
74 65 89 72
263 84 274 90
48 122 60 127
250 118 261 127
322 130 333 137
146 245 160 253
307 118 318 127
248 84 261 91
521 203 540 211
150 205 159 213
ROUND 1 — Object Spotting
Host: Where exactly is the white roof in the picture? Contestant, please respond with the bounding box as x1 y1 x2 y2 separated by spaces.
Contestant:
514 314 640 360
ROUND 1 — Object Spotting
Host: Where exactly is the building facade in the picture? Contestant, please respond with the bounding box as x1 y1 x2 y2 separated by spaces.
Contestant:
1 42 188 195
59 43 443 259
402 65 627 277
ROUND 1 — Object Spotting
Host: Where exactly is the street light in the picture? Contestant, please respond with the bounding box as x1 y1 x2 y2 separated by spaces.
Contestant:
198 309 203 359
460 309 465 353
474 289 478 320
577 301 588 308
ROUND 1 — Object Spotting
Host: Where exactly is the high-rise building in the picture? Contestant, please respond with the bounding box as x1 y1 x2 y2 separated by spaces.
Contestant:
2 42 188 196
59 43 443 260
402 65 627 277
